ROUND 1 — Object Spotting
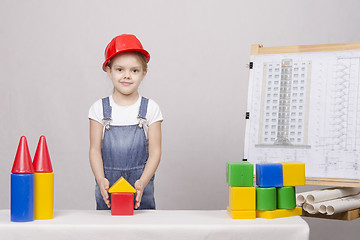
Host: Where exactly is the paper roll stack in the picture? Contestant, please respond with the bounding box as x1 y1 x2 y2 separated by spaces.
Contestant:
297 188 360 215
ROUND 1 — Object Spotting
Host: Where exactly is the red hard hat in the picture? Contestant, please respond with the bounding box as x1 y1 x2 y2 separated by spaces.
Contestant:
102 34 150 71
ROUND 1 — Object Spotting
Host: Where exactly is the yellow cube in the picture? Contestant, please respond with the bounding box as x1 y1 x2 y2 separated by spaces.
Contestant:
281 162 305 186
229 186 256 211
256 207 302 219
227 206 256 219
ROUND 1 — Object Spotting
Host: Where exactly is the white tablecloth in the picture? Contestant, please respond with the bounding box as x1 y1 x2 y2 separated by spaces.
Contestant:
0 210 309 240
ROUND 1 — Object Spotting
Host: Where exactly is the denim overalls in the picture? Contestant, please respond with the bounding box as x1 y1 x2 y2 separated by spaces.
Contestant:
95 96 155 210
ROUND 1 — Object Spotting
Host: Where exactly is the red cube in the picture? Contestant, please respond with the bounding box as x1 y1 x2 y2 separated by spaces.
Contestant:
111 193 134 215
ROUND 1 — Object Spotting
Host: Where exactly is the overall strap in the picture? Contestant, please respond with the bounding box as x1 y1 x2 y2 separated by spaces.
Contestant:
102 97 112 120
138 97 149 120
102 97 112 130
138 97 149 139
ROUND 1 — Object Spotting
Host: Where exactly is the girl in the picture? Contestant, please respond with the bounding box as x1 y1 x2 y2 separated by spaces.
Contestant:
88 34 162 210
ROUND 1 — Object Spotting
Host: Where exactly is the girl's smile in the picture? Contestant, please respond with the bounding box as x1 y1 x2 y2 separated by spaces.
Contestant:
120 81 133 86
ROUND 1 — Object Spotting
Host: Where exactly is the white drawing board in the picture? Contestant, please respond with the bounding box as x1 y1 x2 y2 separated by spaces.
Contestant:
244 43 360 187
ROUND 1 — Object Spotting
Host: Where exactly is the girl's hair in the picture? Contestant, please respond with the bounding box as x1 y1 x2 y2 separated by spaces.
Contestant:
107 51 148 72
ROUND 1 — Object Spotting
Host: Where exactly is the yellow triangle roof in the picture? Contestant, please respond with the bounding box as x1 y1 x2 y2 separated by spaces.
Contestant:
108 177 136 193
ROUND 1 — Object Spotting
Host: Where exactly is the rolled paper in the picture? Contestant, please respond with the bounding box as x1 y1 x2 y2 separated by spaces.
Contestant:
296 190 321 205
326 194 360 215
305 202 324 214
302 203 310 212
318 198 345 213
306 187 360 204
319 203 327 214
296 193 305 206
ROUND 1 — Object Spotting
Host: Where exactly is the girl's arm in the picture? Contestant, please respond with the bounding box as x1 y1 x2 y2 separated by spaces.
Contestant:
135 121 162 209
89 119 111 207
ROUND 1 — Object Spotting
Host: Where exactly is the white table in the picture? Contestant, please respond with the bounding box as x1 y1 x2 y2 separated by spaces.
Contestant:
0 210 309 240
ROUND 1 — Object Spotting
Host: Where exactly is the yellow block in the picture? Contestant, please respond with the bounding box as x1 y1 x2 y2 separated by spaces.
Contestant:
229 186 255 211
109 177 136 193
227 206 256 219
256 207 302 219
34 172 54 220
281 162 305 186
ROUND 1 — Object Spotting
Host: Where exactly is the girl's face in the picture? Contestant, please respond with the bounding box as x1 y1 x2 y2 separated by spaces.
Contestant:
106 52 146 97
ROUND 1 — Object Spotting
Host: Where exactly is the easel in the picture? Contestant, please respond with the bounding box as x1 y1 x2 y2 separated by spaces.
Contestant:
248 42 360 220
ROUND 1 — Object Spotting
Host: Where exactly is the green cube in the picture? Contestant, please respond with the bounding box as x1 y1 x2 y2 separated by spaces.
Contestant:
226 162 254 187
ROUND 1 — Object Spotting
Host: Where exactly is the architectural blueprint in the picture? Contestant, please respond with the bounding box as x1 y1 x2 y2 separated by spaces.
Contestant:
244 49 360 179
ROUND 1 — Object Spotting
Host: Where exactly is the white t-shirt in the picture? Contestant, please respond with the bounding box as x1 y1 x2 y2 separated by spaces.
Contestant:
88 95 163 126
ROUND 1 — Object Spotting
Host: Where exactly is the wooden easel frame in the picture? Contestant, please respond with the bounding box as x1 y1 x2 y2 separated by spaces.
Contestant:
251 42 360 55
250 42 360 187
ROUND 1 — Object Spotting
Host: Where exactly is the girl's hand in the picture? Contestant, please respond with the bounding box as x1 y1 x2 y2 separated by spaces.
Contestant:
99 178 111 208
134 180 144 209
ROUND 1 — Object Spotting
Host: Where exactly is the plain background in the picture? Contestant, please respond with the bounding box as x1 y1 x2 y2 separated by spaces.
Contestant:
1 0 359 239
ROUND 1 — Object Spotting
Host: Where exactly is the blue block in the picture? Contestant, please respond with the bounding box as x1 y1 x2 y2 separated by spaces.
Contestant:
256 163 283 187
11 174 34 222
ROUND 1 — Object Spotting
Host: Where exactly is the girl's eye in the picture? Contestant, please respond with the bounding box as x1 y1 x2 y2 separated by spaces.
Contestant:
116 68 122 72
133 69 139 73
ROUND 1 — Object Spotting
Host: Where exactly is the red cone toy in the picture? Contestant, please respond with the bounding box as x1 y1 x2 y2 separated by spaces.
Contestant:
33 136 53 172
11 136 34 174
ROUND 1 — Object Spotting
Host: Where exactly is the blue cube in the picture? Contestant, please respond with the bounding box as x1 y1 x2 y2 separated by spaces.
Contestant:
256 163 283 187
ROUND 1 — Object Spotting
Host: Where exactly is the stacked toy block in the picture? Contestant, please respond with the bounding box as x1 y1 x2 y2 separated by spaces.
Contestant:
256 162 304 219
226 161 256 219
109 177 136 215
11 136 54 222
226 161 305 219
11 136 34 222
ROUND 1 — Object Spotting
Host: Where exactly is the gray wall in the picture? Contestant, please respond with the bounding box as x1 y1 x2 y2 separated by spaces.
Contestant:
0 0 359 239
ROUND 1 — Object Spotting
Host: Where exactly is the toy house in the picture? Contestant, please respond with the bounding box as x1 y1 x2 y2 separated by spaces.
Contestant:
108 177 136 216
227 161 304 219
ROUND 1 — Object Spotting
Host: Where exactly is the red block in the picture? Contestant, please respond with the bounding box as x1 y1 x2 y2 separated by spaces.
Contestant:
111 193 134 215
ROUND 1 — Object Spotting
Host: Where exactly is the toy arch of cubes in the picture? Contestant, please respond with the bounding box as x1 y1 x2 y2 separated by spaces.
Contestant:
226 161 305 219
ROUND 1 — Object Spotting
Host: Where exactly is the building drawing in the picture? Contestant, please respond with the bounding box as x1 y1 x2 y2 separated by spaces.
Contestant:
256 59 311 148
